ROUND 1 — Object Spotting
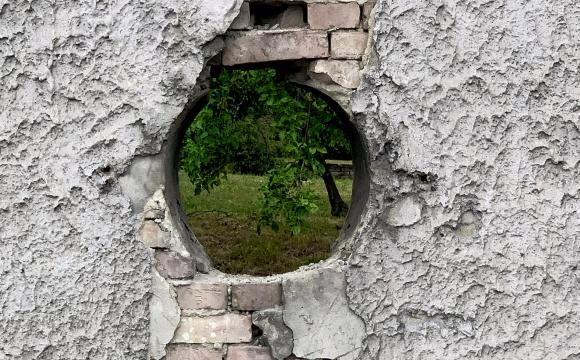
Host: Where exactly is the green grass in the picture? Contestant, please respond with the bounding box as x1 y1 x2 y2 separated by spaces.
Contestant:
179 171 352 276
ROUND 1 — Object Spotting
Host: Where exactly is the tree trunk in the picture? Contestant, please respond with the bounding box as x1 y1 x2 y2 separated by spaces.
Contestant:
321 161 349 217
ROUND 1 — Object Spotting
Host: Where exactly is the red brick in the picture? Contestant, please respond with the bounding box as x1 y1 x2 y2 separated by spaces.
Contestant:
231 283 281 311
222 30 328 66
166 345 222 360
176 282 228 310
331 31 368 59
308 3 360 30
173 314 252 344
155 251 195 280
227 345 273 360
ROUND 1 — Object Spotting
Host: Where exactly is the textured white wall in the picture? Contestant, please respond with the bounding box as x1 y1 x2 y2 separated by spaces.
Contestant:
348 1 580 358
0 1 241 358
1 0 579 359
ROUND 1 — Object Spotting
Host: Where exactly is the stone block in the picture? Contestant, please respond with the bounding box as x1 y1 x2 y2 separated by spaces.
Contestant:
362 0 376 30
231 283 282 310
282 268 365 360
223 30 328 66
150 270 180 360
307 3 360 30
230 2 251 30
155 251 195 280
330 31 368 59
176 282 228 310
173 314 253 344
166 345 222 360
309 59 361 89
279 6 306 28
252 309 293 359
227 345 273 360
139 220 169 249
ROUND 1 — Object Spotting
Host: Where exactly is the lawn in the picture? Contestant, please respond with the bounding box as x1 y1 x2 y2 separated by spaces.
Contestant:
179 171 352 276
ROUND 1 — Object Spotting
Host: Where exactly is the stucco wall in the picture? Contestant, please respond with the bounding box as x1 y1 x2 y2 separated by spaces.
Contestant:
348 1 580 358
1 0 579 359
0 0 241 358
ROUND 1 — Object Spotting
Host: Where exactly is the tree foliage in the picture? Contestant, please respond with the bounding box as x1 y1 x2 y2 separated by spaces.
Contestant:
180 68 350 234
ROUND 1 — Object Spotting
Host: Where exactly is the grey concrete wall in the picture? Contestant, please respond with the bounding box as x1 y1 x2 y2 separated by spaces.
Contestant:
1 0 579 359
348 1 580 359
0 0 241 358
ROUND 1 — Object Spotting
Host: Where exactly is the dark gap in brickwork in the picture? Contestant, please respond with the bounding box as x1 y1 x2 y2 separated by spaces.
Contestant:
250 2 306 29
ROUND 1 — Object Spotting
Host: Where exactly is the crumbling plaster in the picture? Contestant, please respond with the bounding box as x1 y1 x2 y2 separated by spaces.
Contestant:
347 0 580 359
1 0 579 359
0 0 242 358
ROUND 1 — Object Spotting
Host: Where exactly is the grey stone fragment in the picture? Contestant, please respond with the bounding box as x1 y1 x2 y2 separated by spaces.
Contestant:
252 309 293 359
155 251 195 279
282 268 365 360
361 0 376 29
385 197 422 227
230 2 251 30
309 59 361 89
231 282 282 310
150 270 180 360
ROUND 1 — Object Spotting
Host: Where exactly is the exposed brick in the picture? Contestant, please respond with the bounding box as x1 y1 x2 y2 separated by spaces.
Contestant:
176 282 228 310
139 220 169 248
231 283 282 311
230 2 251 30
173 314 252 343
227 345 274 360
223 30 328 66
362 0 377 30
309 59 361 89
155 251 195 280
166 345 222 360
307 3 360 30
331 31 368 59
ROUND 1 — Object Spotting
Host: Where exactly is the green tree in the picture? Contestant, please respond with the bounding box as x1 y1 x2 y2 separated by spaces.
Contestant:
180 68 350 234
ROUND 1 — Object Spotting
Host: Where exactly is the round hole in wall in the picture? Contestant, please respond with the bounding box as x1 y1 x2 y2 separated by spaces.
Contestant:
165 65 369 276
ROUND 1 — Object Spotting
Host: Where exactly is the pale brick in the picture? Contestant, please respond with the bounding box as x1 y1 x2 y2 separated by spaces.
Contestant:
227 345 273 360
309 59 361 89
307 3 360 30
230 2 251 30
362 0 377 30
231 283 281 311
223 30 328 66
155 251 195 279
173 314 252 344
331 31 368 59
176 282 228 310
166 345 222 360
139 220 169 248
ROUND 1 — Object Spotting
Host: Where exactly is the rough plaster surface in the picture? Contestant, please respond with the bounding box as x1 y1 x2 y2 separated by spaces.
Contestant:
348 0 580 359
0 0 241 358
283 268 365 359
2 0 579 359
